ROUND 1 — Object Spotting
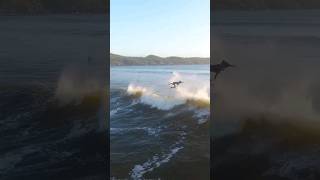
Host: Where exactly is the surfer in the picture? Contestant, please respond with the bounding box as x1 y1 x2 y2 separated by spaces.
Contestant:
169 81 183 88
211 60 235 79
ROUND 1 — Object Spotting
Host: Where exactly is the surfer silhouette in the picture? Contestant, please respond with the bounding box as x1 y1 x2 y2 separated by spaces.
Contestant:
211 60 235 79
169 81 183 88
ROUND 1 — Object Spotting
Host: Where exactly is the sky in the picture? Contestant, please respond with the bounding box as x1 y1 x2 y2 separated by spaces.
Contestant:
111 0 210 58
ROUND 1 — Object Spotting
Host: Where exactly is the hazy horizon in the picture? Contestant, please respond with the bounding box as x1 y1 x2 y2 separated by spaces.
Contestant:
110 0 210 57
110 52 210 58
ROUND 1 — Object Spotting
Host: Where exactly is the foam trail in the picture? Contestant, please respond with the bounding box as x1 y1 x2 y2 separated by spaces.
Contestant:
129 132 186 179
110 127 161 136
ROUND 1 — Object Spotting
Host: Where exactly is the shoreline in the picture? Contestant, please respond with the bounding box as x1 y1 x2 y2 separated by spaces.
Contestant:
110 63 210 67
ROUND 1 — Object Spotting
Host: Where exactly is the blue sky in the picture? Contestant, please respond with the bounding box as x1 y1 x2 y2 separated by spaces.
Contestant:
111 0 210 57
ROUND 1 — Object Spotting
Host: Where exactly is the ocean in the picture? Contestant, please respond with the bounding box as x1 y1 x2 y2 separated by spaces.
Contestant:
212 10 320 179
0 15 107 179
110 64 210 179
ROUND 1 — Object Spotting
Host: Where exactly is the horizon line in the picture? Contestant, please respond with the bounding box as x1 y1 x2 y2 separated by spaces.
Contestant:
110 52 210 59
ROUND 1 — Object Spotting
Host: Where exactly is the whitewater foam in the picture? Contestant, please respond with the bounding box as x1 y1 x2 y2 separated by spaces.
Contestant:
54 64 105 105
193 109 210 124
126 72 210 111
110 107 121 117
129 131 186 179
110 127 162 136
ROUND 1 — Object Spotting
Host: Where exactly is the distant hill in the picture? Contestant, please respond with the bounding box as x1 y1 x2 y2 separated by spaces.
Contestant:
213 0 320 10
110 54 209 66
0 0 107 14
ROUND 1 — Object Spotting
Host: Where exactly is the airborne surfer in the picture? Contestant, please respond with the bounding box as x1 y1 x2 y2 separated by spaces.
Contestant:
211 60 235 79
169 81 183 88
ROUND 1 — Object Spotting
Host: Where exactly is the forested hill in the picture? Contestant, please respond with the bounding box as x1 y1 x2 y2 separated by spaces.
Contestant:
213 0 320 10
110 54 209 66
0 0 107 14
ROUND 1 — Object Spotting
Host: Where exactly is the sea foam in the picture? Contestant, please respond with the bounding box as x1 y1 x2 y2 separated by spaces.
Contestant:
126 72 210 110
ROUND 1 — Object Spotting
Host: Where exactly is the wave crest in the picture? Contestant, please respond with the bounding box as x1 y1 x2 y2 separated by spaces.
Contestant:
127 84 147 98
126 72 210 110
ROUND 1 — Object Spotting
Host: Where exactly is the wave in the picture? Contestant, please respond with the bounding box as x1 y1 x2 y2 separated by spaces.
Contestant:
0 83 104 133
129 131 186 180
110 127 161 136
53 64 107 131
193 109 210 124
111 70 209 179
110 108 120 117
214 116 320 179
126 72 210 110
54 64 106 106
127 84 147 98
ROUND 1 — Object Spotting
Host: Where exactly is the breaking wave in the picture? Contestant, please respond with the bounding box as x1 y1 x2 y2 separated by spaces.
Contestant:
110 66 210 179
126 72 210 111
